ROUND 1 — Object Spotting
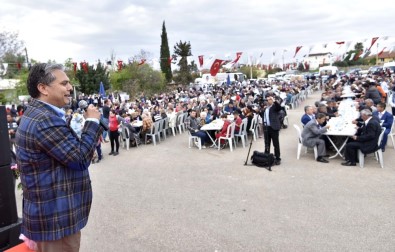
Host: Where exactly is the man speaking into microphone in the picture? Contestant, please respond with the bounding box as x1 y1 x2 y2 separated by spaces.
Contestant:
15 63 103 252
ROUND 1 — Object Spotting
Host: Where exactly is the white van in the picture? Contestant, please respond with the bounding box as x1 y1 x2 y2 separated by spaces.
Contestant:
319 66 339 76
383 62 395 73
198 72 246 85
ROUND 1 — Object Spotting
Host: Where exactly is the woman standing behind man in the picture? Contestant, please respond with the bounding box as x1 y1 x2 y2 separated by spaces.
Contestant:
108 110 123 156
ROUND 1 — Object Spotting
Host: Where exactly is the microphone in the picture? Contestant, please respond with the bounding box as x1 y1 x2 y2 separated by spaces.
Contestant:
78 100 109 131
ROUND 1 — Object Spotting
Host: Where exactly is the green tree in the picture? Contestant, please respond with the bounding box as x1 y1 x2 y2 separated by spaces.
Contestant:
14 69 29 96
0 31 26 78
239 65 259 79
75 62 110 94
160 21 172 82
110 62 166 98
354 42 364 51
173 40 192 84
0 31 24 59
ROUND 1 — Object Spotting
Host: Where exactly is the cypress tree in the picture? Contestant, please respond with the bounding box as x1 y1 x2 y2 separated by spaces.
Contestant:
160 21 172 82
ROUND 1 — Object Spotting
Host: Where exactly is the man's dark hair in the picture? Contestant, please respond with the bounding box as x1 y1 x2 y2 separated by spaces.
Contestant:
316 113 326 119
377 102 386 109
27 63 64 98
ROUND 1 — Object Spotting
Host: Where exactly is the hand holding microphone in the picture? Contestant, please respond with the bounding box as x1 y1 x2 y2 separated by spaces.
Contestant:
78 100 109 131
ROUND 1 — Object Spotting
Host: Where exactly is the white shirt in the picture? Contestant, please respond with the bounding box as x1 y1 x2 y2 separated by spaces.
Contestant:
381 81 389 93
265 106 271 126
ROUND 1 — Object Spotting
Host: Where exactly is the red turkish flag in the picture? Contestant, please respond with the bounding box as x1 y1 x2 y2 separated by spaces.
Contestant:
353 50 363 61
210 59 224 76
80 62 88 73
138 59 146 66
231 52 243 63
378 47 387 56
17 62 21 70
293 46 303 58
198 55 204 67
117 60 123 71
367 37 379 51
73 62 77 73
336 41 345 45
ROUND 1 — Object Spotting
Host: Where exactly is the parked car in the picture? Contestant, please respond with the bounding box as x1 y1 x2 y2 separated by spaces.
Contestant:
346 68 362 77
368 66 383 75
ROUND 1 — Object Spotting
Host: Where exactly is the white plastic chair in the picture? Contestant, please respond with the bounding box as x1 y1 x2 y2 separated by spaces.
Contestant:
188 131 201 150
145 120 161 146
218 122 236 152
156 119 164 142
162 117 170 140
358 127 385 168
234 118 248 148
249 115 258 141
176 113 186 134
120 125 130 150
389 116 395 149
293 124 318 160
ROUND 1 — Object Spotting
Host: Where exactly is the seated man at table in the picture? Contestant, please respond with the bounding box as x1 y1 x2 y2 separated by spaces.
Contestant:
326 100 338 118
301 105 315 126
301 113 331 163
342 109 382 166
373 102 393 152
185 109 210 148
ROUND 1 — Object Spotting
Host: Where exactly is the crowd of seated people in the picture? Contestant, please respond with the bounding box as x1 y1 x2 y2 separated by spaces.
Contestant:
300 73 395 164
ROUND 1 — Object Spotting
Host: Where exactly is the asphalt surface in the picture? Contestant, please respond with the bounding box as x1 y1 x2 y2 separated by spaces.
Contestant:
15 90 395 252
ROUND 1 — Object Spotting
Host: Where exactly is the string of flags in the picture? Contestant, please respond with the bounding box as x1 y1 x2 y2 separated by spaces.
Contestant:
1 36 395 77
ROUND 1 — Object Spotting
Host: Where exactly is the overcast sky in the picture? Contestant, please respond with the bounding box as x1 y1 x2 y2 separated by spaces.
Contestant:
1 0 395 67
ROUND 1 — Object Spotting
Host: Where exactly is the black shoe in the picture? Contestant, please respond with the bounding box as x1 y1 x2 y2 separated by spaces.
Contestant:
274 159 281 165
341 161 356 166
317 157 329 163
382 148 385 152
109 152 114 155
113 152 119 156
323 154 330 158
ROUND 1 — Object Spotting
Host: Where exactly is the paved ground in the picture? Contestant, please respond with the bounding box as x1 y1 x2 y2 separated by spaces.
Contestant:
16 90 395 251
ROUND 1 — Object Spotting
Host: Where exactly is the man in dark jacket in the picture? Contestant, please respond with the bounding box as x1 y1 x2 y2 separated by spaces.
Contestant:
342 109 381 166
260 95 282 165
364 82 381 105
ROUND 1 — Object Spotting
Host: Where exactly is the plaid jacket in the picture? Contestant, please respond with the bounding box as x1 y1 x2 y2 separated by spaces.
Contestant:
15 99 103 241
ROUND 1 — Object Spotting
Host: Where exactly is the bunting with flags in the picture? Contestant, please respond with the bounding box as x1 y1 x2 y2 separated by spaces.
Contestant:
348 53 355 61
293 46 302 58
367 37 379 51
378 47 387 56
117 60 123 71
231 52 243 64
81 62 89 73
336 41 345 49
138 59 146 66
198 55 204 67
73 62 77 73
353 50 363 61
389 45 395 54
